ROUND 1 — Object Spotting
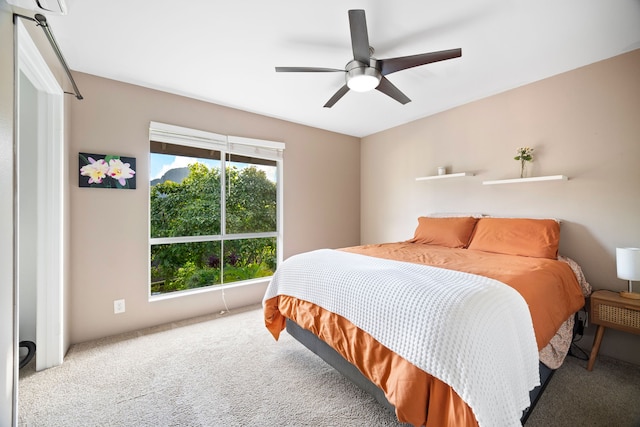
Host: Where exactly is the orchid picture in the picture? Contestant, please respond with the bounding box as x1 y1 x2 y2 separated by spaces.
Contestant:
79 152 136 189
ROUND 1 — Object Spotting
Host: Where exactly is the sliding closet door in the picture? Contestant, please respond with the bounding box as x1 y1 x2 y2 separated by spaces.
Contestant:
15 18 65 372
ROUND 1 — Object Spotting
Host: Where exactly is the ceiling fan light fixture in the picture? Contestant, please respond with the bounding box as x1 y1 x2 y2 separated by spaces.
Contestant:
346 67 382 92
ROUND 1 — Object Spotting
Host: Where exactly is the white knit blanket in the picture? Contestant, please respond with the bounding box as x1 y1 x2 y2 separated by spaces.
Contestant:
264 249 540 427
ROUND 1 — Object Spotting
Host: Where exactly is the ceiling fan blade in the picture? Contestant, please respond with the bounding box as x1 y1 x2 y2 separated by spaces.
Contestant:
275 66 345 73
323 85 350 108
348 10 371 65
376 77 411 105
379 48 462 76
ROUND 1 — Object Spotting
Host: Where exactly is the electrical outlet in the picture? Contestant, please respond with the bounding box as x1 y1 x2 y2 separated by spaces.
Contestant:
577 310 588 328
114 299 125 314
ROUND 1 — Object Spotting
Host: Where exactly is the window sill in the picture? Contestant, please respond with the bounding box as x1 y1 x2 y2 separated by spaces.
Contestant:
149 277 271 302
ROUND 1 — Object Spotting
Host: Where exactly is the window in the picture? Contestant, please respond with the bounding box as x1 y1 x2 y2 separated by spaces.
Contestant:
149 122 283 297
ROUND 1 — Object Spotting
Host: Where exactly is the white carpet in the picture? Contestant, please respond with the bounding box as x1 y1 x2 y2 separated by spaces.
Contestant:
18 306 401 427
18 305 640 426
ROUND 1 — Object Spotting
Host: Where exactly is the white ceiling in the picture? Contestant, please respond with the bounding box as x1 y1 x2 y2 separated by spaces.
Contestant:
45 0 640 138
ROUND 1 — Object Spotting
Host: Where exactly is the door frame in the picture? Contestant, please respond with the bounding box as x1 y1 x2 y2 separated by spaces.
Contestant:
15 18 64 372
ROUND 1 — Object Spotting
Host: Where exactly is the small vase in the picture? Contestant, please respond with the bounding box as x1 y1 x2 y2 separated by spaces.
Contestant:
520 160 527 178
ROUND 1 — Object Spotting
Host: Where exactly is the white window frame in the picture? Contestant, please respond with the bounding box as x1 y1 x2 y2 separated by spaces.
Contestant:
148 122 284 300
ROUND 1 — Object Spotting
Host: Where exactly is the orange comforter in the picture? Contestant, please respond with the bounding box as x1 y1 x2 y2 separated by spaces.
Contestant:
264 243 585 427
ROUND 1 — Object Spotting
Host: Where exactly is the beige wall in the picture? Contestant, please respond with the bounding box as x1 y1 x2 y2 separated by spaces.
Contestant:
361 49 640 365
68 72 360 344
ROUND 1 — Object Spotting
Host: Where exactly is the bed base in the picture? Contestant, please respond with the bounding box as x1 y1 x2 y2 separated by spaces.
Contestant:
286 318 554 425
285 319 395 414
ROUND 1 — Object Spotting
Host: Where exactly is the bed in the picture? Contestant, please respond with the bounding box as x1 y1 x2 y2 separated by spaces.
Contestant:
263 216 590 427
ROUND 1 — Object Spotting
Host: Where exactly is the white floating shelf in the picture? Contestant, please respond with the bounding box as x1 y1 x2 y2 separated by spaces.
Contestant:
482 175 569 185
416 172 474 181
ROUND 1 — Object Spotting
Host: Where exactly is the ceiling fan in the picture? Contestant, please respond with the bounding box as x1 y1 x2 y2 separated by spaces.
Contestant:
276 9 462 108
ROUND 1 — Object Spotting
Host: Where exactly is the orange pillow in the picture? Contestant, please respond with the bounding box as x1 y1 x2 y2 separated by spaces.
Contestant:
467 217 560 259
409 216 479 248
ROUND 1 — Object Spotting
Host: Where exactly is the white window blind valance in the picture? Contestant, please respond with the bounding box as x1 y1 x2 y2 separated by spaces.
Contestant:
149 121 284 160
228 135 284 161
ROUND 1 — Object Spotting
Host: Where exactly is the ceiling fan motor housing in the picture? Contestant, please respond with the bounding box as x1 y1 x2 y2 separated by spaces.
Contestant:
345 60 382 92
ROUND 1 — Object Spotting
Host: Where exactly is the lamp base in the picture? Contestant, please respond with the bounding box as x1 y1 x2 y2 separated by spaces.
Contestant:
620 291 640 300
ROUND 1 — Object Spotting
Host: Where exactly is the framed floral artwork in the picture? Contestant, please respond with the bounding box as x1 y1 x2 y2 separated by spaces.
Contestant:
79 152 136 189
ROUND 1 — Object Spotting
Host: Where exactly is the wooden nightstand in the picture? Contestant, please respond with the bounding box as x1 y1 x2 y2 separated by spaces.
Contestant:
587 289 640 371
